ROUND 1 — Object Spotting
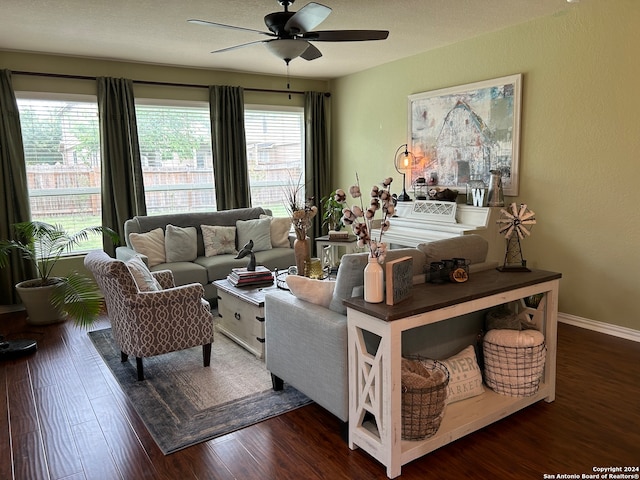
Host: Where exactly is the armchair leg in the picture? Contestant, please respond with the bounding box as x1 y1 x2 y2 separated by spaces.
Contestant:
203 343 212 367
121 351 128 362
136 357 144 381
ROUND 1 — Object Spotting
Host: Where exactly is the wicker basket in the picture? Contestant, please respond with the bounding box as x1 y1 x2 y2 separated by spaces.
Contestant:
483 329 546 397
401 358 449 441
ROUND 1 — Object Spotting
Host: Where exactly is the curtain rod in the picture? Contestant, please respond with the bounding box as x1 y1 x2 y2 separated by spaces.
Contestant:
11 70 331 97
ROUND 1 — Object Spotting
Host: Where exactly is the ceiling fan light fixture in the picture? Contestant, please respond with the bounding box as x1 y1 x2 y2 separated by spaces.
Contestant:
265 39 309 62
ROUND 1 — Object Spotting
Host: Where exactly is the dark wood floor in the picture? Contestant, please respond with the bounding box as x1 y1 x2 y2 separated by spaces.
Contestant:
1 310 638 480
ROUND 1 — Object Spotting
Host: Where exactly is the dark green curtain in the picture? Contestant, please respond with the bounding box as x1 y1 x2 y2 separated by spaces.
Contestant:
0 70 36 304
305 91 330 249
97 77 146 256
209 85 250 210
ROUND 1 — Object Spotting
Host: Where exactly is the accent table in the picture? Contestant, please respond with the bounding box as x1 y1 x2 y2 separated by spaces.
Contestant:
344 268 561 478
315 234 359 267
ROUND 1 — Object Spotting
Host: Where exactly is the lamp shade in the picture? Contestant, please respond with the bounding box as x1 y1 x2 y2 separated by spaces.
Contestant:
393 144 415 202
265 39 310 62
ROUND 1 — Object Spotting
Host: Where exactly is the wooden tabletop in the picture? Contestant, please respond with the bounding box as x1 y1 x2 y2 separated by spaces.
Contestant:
343 268 562 322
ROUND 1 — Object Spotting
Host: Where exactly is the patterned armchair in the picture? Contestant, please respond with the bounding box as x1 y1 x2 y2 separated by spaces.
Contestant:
85 250 214 380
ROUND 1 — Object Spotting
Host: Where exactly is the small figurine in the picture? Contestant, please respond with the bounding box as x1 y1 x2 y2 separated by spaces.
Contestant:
235 239 256 271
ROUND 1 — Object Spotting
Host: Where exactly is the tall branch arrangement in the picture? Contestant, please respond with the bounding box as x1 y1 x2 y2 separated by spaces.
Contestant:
337 174 394 263
283 175 318 241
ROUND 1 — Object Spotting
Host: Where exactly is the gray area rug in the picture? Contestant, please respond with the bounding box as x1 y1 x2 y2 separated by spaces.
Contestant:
88 328 311 454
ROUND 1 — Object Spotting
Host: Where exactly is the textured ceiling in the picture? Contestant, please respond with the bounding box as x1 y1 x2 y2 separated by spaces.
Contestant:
0 0 579 79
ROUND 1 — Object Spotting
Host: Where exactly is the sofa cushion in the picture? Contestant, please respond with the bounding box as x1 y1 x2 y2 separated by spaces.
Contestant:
385 248 427 278
236 217 272 253
253 248 296 272
129 228 165 267
126 255 162 291
417 235 488 265
194 247 295 284
201 225 237 257
286 275 336 308
150 261 209 287
260 214 292 248
165 225 198 262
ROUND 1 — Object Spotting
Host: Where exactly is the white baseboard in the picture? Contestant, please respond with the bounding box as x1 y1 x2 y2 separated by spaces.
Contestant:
0 304 25 314
558 312 640 343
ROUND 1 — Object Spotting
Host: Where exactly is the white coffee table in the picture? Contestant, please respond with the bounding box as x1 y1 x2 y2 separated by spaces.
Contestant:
213 277 279 359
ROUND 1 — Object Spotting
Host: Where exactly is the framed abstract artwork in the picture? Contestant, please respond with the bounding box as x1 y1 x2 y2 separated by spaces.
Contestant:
408 74 522 196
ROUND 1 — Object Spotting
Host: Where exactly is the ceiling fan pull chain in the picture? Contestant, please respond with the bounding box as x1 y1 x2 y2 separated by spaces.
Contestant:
286 60 292 100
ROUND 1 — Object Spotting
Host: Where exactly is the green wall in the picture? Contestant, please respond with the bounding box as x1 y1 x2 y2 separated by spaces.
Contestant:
329 0 640 331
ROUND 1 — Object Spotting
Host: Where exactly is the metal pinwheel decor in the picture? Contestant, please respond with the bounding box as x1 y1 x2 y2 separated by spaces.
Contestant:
497 202 537 272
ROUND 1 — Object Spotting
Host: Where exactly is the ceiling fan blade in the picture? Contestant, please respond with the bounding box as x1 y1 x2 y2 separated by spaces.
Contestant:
301 30 389 42
300 43 322 61
285 2 332 34
211 40 268 54
188 19 274 37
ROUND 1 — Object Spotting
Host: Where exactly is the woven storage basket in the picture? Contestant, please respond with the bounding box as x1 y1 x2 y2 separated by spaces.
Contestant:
401 358 449 440
483 329 546 397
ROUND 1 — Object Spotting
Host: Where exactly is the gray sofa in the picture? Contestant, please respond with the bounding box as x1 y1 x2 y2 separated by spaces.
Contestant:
115 207 295 302
264 235 496 423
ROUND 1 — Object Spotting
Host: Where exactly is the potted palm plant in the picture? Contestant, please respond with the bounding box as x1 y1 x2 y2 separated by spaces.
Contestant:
0 221 119 328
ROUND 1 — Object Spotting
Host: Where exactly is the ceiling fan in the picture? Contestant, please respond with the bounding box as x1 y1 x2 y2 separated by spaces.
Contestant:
188 0 389 64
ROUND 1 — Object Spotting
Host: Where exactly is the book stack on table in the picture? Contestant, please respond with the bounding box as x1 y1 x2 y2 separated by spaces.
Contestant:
328 230 355 241
228 266 274 287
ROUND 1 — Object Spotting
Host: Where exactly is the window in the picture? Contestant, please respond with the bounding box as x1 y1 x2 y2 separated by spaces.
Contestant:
17 95 102 252
16 97 303 254
135 102 215 215
245 107 304 216
136 103 304 217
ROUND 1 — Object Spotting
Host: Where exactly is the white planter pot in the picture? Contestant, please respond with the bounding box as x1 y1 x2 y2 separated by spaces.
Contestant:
15 278 67 325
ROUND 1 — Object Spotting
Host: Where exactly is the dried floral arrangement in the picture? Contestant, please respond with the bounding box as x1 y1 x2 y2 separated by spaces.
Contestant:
336 174 394 262
283 175 318 240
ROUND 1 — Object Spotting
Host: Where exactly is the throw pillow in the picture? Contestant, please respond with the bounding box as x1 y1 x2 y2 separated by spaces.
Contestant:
165 224 197 262
286 275 336 308
440 345 485 404
328 252 369 314
126 255 162 292
201 225 237 257
236 217 272 253
128 228 165 267
260 214 292 248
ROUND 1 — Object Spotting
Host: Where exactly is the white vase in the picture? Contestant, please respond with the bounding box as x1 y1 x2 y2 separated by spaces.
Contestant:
364 256 384 303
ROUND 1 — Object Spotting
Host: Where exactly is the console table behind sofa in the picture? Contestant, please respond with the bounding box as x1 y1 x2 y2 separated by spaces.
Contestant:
345 268 561 478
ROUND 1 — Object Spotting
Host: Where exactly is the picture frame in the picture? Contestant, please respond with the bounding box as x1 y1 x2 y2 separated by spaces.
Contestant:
408 74 522 196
